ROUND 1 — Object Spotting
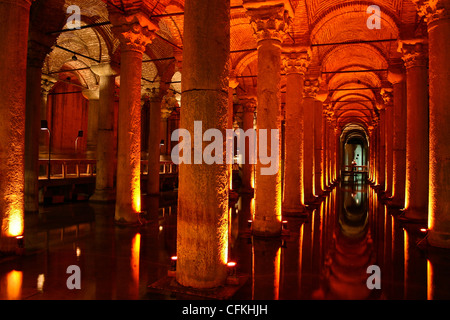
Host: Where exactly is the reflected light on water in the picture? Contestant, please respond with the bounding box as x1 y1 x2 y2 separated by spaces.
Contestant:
5 270 22 300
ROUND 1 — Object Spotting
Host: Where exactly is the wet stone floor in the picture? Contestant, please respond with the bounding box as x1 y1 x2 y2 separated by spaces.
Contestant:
1 183 450 300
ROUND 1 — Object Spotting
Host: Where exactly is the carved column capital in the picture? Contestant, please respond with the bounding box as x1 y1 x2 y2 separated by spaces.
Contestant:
240 96 257 113
282 47 311 75
303 78 320 99
398 40 428 69
412 0 450 24
380 88 394 106
41 74 57 94
244 2 291 43
110 13 157 53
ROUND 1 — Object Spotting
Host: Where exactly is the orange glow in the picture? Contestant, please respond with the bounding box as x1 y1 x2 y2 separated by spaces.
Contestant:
251 198 255 221
420 228 428 233
274 247 281 300
131 233 141 286
171 256 177 261
6 270 22 300
5 209 24 237
427 259 433 300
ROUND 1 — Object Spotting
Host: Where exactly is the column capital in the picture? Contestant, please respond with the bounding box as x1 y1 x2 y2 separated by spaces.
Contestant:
91 63 119 77
244 2 291 43
303 78 320 99
412 0 450 24
282 47 311 75
110 12 157 53
161 89 178 119
41 74 57 94
240 96 257 113
82 86 100 101
388 63 406 84
398 39 428 69
380 88 394 107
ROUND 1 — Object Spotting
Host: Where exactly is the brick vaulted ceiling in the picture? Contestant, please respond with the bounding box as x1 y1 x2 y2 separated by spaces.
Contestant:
40 0 423 130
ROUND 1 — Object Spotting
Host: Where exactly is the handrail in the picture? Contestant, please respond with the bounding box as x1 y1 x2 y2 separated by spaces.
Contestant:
342 165 369 173
38 159 178 179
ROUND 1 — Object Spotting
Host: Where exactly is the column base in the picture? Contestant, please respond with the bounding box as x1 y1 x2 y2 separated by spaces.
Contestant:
90 189 116 202
427 230 450 249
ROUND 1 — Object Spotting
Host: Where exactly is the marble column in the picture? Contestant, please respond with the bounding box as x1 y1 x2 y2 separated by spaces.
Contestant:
322 108 330 190
282 48 310 214
82 88 100 159
90 63 118 202
0 0 32 251
110 13 157 223
176 0 230 288
388 68 407 209
399 40 429 222
303 78 319 203
244 1 291 236
415 0 450 247
381 88 394 197
228 77 239 191
240 97 257 194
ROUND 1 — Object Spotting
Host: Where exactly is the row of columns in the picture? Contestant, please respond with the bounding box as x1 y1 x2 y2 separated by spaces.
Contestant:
368 0 450 248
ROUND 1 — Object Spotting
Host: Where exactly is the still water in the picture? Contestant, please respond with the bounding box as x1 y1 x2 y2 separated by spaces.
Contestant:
0 183 449 299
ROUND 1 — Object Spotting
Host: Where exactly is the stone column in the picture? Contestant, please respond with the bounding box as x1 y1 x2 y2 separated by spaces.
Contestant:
314 99 324 197
244 1 291 236
399 39 429 222
176 0 230 288
282 48 309 214
377 105 386 190
90 63 118 202
303 78 319 203
0 0 32 251
24 39 53 214
240 97 257 194
414 0 450 247
388 68 407 209
160 90 176 157
228 78 239 191
381 88 394 197
110 13 157 223
82 88 100 159
322 108 329 190
146 90 162 196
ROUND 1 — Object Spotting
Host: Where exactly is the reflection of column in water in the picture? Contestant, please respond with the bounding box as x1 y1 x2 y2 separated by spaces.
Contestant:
403 228 427 299
383 206 393 297
391 215 404 298
427 254 450 300
131 232 141 299
252 238 281 300
5 270 22 300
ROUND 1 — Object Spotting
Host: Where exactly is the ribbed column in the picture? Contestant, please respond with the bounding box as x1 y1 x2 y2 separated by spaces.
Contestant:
110 13 157 223
399 39 429 222
281 48 310 214
244 1 291 236
414 0 450 247
388 68 407 208
303 78 319 203
176 0 230 288
0 0 32 251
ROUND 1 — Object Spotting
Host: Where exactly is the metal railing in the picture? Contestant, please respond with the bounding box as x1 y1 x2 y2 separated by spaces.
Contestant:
39 159 178 179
